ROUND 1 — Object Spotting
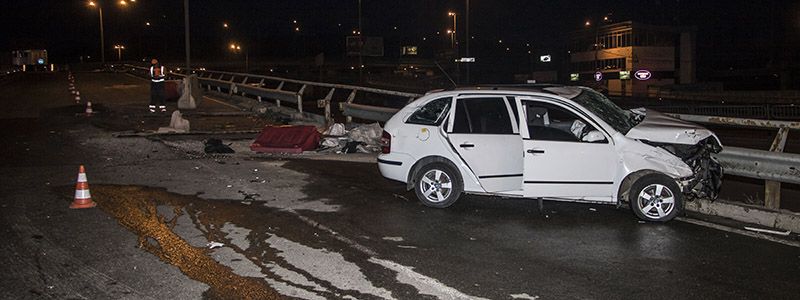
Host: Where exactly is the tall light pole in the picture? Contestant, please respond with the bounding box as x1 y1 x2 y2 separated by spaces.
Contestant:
465 0 470 84
358 0 363 83
448 12 457 50
114 45 125 61
184 0 191 72
88 1 105 64
229 43 248 72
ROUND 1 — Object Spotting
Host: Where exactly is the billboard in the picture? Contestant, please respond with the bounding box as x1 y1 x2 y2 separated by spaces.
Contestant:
346 36 384 57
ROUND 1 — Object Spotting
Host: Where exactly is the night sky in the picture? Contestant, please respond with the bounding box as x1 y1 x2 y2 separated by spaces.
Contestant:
2 0 798 67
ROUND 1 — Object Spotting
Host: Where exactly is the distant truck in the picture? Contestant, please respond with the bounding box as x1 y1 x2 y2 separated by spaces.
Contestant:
12 49 48 71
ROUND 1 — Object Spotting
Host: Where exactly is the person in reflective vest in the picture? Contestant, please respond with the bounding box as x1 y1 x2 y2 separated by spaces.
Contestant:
149 58 166 113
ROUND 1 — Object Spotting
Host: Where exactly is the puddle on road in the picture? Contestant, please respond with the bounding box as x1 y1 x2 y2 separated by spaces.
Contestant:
89 185 280 300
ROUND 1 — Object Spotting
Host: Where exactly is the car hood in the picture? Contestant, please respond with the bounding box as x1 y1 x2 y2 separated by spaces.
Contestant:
625 108 718 145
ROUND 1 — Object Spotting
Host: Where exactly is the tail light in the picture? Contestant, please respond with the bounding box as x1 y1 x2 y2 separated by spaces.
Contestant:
380 130 391 154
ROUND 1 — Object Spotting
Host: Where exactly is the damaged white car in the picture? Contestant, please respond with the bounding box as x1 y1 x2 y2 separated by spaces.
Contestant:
378 86 722 222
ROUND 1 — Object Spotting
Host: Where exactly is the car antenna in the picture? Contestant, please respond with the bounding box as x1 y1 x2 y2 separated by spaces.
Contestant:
434 61 458 88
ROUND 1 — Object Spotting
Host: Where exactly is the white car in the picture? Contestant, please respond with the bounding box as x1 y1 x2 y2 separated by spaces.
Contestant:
378 86 722 222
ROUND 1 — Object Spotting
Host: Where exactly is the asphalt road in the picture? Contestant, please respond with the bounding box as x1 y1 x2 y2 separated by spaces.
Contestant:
0 72 798 299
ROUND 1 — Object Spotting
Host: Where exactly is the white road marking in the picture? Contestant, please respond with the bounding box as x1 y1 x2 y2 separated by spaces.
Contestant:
266 235 396 299
370 258 490 300
676 217 800 248
510 293 540 300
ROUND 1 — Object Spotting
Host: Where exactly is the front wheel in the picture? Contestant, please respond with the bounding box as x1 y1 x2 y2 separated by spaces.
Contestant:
629 173 683 222
413 163 463 208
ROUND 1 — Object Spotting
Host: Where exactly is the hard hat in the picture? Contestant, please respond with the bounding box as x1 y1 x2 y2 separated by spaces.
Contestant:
151 58 158 65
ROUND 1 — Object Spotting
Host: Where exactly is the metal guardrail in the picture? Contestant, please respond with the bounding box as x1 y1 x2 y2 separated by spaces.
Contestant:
672 113 797 210
123 64 421 122
122 64 798 210
652 104 800 120
715 147 800 185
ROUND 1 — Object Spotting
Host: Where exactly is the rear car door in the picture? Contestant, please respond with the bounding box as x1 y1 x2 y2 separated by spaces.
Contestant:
519 98 618 201
446 96 523 193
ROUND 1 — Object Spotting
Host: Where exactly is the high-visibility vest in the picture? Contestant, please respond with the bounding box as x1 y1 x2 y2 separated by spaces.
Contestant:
150 65 166 82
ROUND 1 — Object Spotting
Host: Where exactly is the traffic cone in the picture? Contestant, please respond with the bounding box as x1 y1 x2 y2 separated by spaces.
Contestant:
74 91 81 103
85 102 93 116
70 165 96 209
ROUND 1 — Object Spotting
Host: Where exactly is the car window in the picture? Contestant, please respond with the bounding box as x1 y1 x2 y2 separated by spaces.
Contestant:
524 101 604 143
406 97 452 126
452 97 514 134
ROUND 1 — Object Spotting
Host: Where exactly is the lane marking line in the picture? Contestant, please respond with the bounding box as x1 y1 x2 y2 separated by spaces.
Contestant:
677 217 800 248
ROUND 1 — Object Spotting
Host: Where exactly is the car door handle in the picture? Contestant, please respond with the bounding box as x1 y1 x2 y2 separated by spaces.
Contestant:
527 149 545 154
459 143 475 148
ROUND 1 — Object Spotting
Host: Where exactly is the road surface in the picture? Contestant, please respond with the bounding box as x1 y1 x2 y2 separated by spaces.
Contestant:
0 71 798 299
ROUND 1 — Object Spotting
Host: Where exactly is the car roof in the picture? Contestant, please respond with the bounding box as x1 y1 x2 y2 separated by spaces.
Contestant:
434 84 585 99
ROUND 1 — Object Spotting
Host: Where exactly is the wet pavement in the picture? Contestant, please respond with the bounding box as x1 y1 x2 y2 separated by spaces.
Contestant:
0 71 799 299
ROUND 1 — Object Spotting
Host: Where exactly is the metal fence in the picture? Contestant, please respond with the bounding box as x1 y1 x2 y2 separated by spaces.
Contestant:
124 65 420 124
650 104 800 120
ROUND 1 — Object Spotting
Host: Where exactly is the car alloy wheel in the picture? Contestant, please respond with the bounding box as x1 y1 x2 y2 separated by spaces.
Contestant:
413 162 463 208
419 169 453 203
636 183 676 220
629 173 683 222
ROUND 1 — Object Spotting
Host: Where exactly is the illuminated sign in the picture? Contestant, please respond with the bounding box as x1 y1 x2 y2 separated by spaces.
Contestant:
620 70 630 80
570 73 579 81
456 57 476 63
402 46 418 56
634 70 652 80
539 55 551 63
594 71 603 82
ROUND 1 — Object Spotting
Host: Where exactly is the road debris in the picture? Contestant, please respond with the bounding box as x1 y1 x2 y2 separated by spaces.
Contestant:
207 241 225 249
744 226 791 236
204 138 235 154
238 190 260 201
392 193 410 202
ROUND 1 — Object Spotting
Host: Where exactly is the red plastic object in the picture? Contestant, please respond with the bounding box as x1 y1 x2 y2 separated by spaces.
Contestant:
250 125 321 154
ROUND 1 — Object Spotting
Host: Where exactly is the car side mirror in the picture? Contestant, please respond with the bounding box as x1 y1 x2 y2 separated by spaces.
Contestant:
582 130 606 143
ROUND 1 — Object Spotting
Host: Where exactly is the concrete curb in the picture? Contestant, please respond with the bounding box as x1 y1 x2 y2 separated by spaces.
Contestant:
686 198 800 233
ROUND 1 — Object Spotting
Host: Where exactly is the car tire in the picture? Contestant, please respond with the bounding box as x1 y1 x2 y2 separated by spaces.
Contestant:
629 173 683 222
413 162 463 208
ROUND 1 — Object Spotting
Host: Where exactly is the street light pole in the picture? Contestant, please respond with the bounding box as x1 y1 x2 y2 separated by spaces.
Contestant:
99 7 105 64
358 0 363 83
114 45 125 61
465 0 470 84
184 0 191 72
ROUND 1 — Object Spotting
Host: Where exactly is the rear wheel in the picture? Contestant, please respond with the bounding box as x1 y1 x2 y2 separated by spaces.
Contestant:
629 173 683 222
413 163 463 208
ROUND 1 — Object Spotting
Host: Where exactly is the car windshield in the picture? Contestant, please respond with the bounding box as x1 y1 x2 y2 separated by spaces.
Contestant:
571 89 638 134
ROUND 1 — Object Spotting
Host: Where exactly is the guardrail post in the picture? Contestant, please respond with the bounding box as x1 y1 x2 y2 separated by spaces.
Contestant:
297 84 307 113
344 90 357 124
318 88 336 125
240 77 249 96
764 128 789 210
275 81 285 107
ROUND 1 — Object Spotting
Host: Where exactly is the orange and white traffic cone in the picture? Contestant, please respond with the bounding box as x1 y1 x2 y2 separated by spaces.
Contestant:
85 102 93 116
70 165 96 209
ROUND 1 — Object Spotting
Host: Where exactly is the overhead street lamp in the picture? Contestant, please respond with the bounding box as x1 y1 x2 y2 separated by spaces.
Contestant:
448 12 457 50
114 45 125 61
229 43 249 72
88 0 134 64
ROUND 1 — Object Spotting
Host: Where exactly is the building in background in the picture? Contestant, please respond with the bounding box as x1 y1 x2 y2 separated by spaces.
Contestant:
568 21 695 97
11 49 49 72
